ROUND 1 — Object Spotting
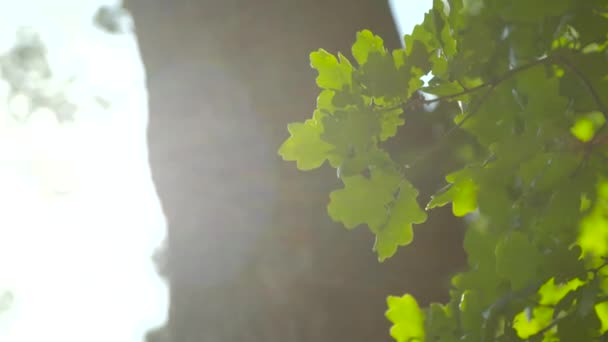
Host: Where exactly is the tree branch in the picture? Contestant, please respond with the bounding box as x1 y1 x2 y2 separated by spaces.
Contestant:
555 55 608 117
400 84 496 170
375 53 554 131
378 55 555 172
529 315 567 339
414 54 553 107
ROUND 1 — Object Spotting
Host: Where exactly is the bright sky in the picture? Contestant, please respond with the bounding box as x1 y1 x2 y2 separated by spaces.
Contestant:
389 0 436 89
388 0 433 45
0 2 167 341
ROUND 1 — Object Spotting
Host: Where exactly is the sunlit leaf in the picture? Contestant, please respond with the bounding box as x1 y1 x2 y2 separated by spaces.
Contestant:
278 110 334 170
427 169 478 217
513 306 553 339
279 2 608 340
328 168 401 230
570 111 605 142
579 181 608 260
539 278 584 306
595 302 608 334
379 107 405 141
352 29 386 65
374 180 427 261
310 49 353 90
386 294 425 342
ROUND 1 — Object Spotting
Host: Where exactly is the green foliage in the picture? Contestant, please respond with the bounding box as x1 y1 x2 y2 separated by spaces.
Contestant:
386 294 426 342
278 0 608 340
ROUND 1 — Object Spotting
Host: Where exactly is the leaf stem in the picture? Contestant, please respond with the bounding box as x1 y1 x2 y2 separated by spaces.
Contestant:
401 84 496 171
529 314 567 339
377 54 553 120
421 54 554 105
554 53 608 148
555 55 608 117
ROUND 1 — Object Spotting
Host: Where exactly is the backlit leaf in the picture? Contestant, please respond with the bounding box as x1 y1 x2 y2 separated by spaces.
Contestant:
328 168 401 230
495 232 541 290
278 110 334 170
310 49 353 90
352 29 386 65
374 180 427 261
386 294 425 342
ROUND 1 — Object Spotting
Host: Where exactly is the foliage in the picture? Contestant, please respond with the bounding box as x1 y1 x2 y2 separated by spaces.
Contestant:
279 0 608 340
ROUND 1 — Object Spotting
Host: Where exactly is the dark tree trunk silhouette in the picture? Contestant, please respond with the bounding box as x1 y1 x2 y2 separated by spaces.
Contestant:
125 1 466 341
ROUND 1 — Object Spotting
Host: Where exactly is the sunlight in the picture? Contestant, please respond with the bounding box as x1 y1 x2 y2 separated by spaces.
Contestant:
0 1 168 341
388 0 433 45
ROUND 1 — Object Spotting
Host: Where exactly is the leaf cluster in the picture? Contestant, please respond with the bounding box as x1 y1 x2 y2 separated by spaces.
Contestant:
279 0 608 340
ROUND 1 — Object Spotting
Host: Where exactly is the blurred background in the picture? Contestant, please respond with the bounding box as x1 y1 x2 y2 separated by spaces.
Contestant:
123 1 466 341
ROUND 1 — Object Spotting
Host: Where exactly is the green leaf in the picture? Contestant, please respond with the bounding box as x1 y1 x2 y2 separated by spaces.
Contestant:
537 179 589 244
513 306 553 339
423 80 465 97
570 2 608 48
460 82 523 147
559 50 608 114
374 180 427 261
579 181 608 259
426 303 458 341
450 179 478 217
321 108 380 155
541 246 587 284
404 10 439 56
352 29 386 65
557 308 601 341
516 66 570 128
327 168 401 230
281 3 608 340
310 49 353 90
595 302 608 334
518 152 581 193
278 110 334 170
580 213 608 258
570 111 606 142
577 279 600 317
386 294 426 342
571 119 596 142
538 278 585 318
458 290 485 336
455 226 504 304
495 0 574 22
337 148 392 178
432 0 457 58
495 232 542 290
358 51 405 99
316 89 336 111
379 107 405 141
538 277 584 306
427 169 478 217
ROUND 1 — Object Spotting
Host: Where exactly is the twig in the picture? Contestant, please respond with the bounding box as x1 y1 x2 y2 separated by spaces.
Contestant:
555 55 608 117
555 54 608 151
401 83 496 170
529 314 567 339
375 55 554 172
438 55 550 101
387 54 554 111
423 81 490 104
